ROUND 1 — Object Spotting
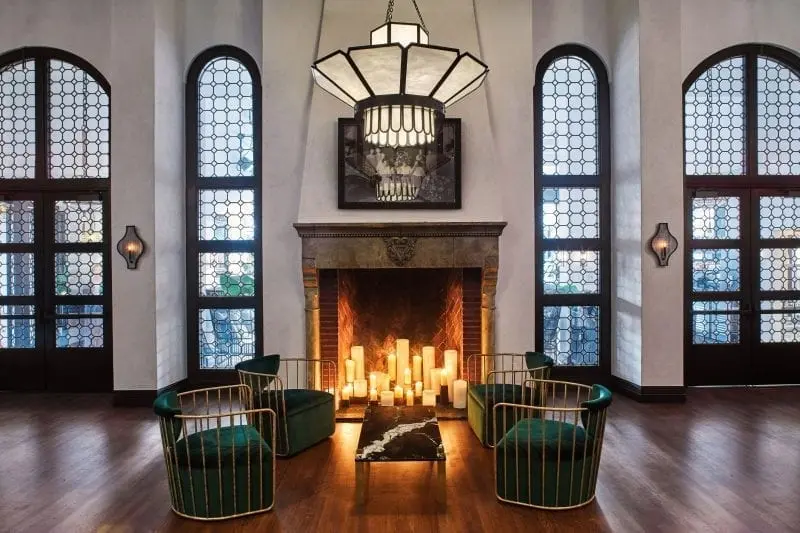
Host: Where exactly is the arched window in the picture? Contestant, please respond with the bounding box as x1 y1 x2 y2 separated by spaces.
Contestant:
684 44 800 385
534 46 610 382
186 46 262 377
0 47 111 391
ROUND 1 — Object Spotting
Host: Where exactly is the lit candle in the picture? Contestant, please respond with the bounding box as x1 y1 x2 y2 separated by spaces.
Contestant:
444 349 458 381
396 339 410 385
415 381 423 398
345 359 355 383
369 388 378 403
387 353 397 381
380 390 394 406
453 379 467 409
394 385 403 401
342 384 352 407
422 389 436 407
354 379 368 398
406 389 414 406
351 346 365 380
403 367 412 386
412 355 422 381
422 346 435 389
369 372 377 390
431 368 442 393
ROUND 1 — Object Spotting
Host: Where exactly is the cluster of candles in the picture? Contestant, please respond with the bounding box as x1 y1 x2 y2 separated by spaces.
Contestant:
340 340 468 409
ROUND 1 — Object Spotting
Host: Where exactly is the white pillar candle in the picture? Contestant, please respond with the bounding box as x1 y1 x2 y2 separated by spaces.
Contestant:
453 379 467 409
380 390 394 406
412 355 422 381
354 379 368 398
369 372 377 390
396 339 410 385
422 346 435 389
342 384 352 401
387 353 397 381
403 367 412 386
394 385 404 400
381 373 391 392
415 381 423 398
430 368 442 393
422 389 437 407
345 359 355 383
406 389 414 406
369 388 378 402
440 368 449 401
351 346 365 380
444 349 459 381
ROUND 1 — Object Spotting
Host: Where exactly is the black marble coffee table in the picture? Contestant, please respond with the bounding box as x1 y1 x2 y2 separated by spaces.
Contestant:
354 405 446 505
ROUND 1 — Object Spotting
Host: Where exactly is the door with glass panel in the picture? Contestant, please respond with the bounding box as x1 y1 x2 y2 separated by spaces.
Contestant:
687 190 800 385
0 193 111 391
684 45 800 385
0 49 111 391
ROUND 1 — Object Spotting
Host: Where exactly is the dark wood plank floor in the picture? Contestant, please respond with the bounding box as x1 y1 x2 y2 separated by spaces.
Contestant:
1 388 799 533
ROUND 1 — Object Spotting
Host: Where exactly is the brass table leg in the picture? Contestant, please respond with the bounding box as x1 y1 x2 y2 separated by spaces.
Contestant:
355 462 369 505
436 460 446 507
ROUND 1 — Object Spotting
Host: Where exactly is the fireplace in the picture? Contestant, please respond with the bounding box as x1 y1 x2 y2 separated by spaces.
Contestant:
294 222 506 409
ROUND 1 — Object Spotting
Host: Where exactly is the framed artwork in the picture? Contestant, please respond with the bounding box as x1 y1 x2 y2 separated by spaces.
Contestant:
338 117 461 209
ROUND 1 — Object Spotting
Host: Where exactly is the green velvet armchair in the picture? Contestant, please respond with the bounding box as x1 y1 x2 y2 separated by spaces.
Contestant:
494 380 612 510
465 352 554 447
236 354 337 457
154 385 276 520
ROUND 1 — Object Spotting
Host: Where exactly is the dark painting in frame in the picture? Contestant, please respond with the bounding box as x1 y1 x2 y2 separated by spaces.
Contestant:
338 117 461 209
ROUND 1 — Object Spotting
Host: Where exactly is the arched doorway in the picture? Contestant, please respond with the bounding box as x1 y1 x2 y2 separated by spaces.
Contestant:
0 47 111 391
684 44 800 385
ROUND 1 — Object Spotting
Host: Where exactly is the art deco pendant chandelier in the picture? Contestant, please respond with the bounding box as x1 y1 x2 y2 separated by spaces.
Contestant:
311 0 489 148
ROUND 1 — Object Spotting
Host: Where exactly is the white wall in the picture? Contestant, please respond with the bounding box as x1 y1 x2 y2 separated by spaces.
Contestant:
5 0 800 391
154 0 187 389
261 0 323 358
610 0 643 385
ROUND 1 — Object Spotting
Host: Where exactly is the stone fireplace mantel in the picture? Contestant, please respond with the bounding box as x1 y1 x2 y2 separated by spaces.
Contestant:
294 221 507 381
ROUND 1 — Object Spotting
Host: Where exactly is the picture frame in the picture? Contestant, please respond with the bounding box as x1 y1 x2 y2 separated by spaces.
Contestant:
338 117 461 209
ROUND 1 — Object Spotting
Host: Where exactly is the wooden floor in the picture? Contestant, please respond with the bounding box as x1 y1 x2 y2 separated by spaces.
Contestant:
1 388 799 533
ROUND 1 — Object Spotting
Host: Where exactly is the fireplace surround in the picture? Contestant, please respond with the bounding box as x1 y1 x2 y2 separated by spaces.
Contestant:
294 222 506 388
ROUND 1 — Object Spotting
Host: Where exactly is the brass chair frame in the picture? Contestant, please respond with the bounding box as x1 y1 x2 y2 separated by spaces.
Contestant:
157 384 277 520
493 379 608 510
237 358 337 457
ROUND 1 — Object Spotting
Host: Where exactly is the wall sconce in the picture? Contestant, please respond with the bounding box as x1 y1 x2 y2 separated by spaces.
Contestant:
116 225 145 269
648 222 678 267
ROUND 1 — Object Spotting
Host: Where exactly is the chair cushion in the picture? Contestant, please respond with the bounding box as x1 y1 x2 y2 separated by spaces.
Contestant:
468 384 534 408
580 384 612 433
174 425 271 467
234 354 281 376
524 351 554 374
497 418 590 456
256 389 334 417
153 391 182 440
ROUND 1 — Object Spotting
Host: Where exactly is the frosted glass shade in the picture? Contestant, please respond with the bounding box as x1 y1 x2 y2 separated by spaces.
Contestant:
311 20 488 147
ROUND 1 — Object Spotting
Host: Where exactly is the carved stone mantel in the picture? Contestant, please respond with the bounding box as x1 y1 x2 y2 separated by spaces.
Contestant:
294 222 507 378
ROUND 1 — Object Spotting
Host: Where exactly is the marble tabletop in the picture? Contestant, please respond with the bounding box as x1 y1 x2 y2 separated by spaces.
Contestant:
355 405 446 462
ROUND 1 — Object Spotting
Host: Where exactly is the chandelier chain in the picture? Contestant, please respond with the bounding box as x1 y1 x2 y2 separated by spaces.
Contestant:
385 0 428 33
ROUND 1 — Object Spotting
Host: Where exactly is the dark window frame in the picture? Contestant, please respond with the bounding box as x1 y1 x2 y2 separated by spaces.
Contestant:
683 44 800 385
185 46 263 384
0 47 113 391
534 45 611 384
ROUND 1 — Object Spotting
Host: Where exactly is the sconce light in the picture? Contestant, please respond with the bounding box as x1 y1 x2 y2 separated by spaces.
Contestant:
648 222 678 267
116 225 145 269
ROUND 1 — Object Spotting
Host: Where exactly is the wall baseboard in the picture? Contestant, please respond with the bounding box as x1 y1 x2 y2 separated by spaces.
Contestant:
112 378 189 407
610 375 686 403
